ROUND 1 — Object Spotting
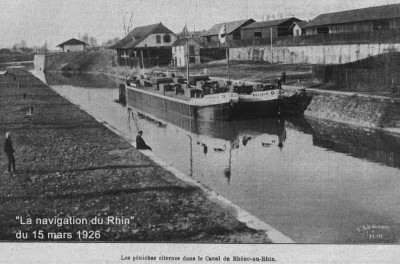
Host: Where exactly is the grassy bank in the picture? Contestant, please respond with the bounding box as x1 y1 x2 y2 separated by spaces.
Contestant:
0 68 271 242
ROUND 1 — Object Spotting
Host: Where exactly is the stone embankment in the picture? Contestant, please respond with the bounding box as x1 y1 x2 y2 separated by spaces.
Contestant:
303 89 400 134
0 68 283 242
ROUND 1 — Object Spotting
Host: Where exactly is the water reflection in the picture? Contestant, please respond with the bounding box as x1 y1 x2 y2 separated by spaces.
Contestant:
302 118 400 170
43 72 400 244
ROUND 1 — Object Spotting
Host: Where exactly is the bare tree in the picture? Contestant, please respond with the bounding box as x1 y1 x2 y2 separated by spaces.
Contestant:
81 33 89 44
89 37 98 47
20 40 26 48
42 42 48 53
123 11 134 35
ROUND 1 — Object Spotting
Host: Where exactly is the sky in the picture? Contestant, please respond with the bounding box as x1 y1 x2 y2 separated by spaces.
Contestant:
1 0 400 49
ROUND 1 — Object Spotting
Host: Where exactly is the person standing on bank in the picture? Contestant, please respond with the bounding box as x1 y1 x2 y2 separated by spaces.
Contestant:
277 76 282 90
136 131 152 151
281 70 286 84
4 132 16 173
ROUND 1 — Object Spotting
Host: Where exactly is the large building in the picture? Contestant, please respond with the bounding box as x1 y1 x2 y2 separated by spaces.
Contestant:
56 38 87 52
109 23 177 67
305 3 400 35
202 19 255 43
241 17 303 39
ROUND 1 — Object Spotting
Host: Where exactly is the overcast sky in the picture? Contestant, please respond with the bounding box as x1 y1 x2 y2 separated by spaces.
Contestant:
1 0 400 49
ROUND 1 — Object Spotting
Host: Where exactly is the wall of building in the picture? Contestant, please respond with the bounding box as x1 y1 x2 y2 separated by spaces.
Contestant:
203 34 235 43
136 33 177 48
230 43 400 64
292 24 303 36
62 44 85 52
172 40 202 67
241 27 278 40
173 46 185 67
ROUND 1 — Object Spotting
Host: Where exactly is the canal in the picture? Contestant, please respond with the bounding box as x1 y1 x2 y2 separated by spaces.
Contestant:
39 71 400 244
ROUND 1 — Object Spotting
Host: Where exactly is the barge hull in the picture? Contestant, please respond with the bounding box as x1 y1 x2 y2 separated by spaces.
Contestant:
231 100 281 119
126 87 233 121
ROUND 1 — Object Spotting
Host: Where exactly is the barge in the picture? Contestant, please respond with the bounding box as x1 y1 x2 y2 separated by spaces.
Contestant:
125 75 239 121
231 83 283 118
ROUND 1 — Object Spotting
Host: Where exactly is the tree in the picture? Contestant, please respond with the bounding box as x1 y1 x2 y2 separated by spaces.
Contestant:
41 42 48 53
20 40 26 48
81 33 89 44
11 44 18 53
0 48 12 57
123 11 134 35
89 37 97 47
101 37 120 48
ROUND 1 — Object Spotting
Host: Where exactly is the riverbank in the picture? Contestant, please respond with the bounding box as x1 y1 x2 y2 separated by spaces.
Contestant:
302 88 400 134
0 68 286 242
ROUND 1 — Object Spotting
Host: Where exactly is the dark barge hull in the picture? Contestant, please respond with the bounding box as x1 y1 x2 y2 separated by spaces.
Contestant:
230 100 282 119
126 87 233 121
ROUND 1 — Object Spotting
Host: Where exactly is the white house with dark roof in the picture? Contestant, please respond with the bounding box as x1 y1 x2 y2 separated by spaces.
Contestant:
202 19 255 42
290 21 308 36
56 38 87 52
109 22 177 67
305 3 400 35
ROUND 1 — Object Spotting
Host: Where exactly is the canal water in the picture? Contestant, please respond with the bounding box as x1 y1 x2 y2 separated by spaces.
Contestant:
40 72 400 244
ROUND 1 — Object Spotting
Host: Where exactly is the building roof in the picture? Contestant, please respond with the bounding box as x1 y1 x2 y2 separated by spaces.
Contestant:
289 21 308 30
202 19 255 36
294 21 308 28
242 17 302 30
109 23 175 49
305 3 400 28
56 38 87 47
172 37 204 47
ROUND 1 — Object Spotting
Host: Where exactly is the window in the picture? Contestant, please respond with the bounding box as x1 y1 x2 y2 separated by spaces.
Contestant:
206 36 211 42
163 34 171 43
373 21 390 31
233 31 241 40
156 35 161 43
254 32 262 38
189 45 195 55
295 29 300 36
316 27 329 34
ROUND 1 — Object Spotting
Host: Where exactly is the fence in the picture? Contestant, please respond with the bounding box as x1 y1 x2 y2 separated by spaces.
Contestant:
201 29 400 48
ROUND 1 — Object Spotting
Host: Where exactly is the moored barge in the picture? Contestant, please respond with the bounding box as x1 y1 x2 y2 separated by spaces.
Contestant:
125 74 239 121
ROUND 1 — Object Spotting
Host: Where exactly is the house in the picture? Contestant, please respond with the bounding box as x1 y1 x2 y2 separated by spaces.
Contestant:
290 21 308 36
172 32 204 67
202 19 255 42
241 17 303 39
109 22 177 67
56 38 87 52
305 3 400 35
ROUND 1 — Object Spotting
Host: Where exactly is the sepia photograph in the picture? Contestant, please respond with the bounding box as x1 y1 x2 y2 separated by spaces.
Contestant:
1 0 400 262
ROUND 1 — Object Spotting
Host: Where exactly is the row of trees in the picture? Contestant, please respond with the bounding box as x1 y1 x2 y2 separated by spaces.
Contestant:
79 33 120 48
0 40 48 57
